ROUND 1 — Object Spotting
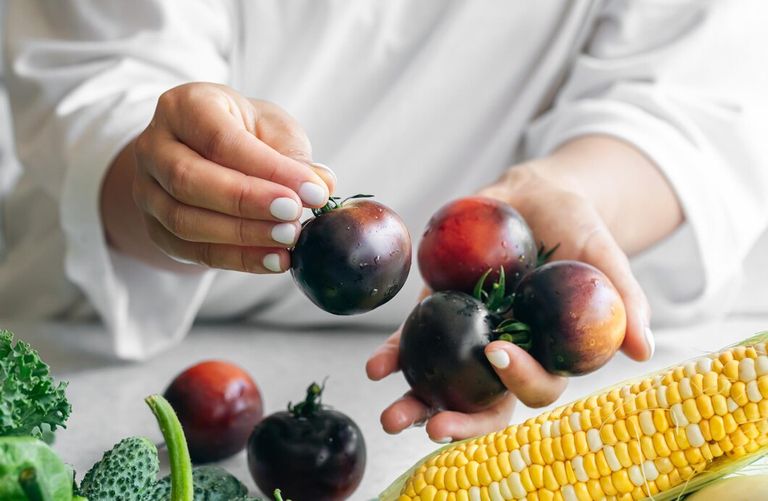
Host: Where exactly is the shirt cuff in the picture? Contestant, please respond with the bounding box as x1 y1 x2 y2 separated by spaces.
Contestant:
59 99 215 360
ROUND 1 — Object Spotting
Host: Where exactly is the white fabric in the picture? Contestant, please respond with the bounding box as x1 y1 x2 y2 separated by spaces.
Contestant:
2 0 767 359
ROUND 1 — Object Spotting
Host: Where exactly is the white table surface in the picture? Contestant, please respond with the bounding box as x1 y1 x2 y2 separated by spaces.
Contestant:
5 315 768 500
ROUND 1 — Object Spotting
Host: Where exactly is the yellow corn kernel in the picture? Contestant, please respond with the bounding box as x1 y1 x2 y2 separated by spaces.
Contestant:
600 475 618 496
552 461 568 486
696 394 715 419
640 436 657 460
612 470 634 494
574 431 588 456
542 465 558 491
667 382 682 405
713 394 728 416
653 433 672 457
614 421 630 442
562 434 576 459
683 399 702 423
587 478 604 499
600 424 618 446
731 382 749 406
723 413 738 434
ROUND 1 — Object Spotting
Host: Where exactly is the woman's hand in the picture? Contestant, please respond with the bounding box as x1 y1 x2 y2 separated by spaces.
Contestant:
102 82 336 272
368 136 681 442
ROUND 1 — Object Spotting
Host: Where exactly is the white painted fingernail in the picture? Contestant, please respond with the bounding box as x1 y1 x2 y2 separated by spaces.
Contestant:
487 350 510 369
271 223 296 245
262 253 282 272
298 182 327 206
645 326 656 359
431 436 453 444
310 162 338 184
270 197 300 221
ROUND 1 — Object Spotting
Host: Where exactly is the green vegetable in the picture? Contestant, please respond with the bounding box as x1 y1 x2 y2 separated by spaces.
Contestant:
145 395 193 501
79 437 158 500
0 330 71 438
142 465 248 501
0 436 74 500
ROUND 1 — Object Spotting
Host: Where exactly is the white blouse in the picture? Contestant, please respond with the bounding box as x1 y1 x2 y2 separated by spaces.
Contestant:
2 0 767 359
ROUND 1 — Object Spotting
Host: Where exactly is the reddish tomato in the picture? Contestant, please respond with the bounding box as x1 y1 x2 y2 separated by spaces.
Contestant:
513 261 626 376
163 360 263 463
418 197 536 294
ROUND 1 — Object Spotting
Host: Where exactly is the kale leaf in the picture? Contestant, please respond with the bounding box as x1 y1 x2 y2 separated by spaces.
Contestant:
0 329 71 437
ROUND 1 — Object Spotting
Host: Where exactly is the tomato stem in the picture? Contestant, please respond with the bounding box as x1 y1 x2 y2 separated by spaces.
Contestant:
473 267 514 315
493 320 532 351
274 489 289 501
536 242 560 267
312 194 374 216
288 381 326 418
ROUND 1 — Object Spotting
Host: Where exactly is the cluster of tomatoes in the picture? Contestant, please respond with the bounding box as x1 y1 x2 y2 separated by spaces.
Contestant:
400 196 627 413
163 362 366 501
162 194 626 500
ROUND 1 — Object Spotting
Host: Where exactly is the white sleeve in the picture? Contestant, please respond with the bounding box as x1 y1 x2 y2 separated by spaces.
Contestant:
524 0 768 326
3 0 234 359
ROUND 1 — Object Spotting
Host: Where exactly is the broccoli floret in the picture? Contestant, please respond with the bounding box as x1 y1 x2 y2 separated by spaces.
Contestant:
79 437 159 500
142 465 248 501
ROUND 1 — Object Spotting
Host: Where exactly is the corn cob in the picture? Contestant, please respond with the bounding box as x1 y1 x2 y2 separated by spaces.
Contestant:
381 332 768 501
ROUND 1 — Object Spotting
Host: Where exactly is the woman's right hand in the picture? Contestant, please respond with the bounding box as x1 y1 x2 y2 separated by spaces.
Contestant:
129 82 335 273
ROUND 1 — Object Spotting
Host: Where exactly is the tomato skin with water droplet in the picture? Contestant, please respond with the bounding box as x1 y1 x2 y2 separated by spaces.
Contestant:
418 196 537 294
512 261 626 376
399 291 508 412
291 199 412 315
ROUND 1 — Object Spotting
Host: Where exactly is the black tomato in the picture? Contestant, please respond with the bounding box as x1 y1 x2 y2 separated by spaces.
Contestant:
291 197 412 315
512 261 627 376
418 196 537 294
247 383 366 501
399 291 508 413
163 360 263 463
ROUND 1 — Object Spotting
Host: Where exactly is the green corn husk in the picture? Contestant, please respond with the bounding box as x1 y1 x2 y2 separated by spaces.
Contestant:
379 331 768 501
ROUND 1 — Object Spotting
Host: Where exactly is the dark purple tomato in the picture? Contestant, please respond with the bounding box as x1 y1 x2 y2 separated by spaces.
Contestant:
247 383 366 501
418 196 537 294
291 198 411 315
399 291 508 413
163 360 263 463
512 261 627 376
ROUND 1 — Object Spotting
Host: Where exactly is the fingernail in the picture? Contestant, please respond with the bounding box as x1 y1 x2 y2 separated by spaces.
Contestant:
310 162 338 185
644 326 656 359
270 197 301 221
410 417 427 428
271 223 296 245
298 182 328 206
487 350 510 369
262 253 282 273
431 436 453 444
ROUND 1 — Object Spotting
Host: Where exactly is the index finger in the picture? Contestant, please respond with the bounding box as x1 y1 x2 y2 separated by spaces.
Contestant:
161 85 331 208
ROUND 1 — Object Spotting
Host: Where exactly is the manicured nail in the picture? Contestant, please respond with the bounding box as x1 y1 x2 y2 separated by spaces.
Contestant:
310 162 338 185
487 350 510 369
271 223 296 245
269 197 300 221
644 326 656 359
262 253 282 273
431 436 453 444
298 182 327 206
